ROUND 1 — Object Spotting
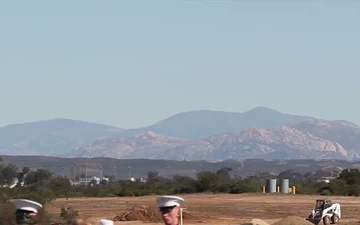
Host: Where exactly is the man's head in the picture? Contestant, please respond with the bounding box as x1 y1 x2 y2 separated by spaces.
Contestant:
10 199 42 225
156 195 185 225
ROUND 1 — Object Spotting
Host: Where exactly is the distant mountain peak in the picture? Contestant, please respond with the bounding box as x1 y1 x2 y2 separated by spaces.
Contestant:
120 106 314 140
245 106 280 113
172 107 280 116
51 117 71 121
1 118 113 128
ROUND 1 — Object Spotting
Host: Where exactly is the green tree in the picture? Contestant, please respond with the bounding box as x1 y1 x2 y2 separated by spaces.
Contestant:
216 167 232 182
196 171 221 192
338 168 360 185
171 175 197 193
148 171 161 182
16 167 31 187
22 167 30 174
319 179 348 196
48 176 72 197
229 180 259 193
24 169 53 186
0 164 18 186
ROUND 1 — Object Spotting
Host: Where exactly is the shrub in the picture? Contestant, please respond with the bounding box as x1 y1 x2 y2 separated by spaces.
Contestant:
0 201 16 225
60 207 79 224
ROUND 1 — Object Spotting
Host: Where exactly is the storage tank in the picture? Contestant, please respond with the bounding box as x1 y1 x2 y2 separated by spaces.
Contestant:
280 179 289 193
266 179 277 193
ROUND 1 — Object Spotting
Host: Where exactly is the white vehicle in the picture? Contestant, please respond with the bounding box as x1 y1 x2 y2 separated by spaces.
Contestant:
307 199 341 225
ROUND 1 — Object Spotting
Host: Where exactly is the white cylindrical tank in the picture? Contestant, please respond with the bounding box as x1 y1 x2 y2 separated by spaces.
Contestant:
266 178 277 193
280 179 289 193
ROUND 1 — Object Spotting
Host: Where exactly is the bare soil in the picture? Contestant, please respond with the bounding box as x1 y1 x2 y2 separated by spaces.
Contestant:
45 193 360 225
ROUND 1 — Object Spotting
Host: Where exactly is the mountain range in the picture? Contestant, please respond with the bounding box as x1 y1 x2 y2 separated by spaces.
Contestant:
1 107 360 161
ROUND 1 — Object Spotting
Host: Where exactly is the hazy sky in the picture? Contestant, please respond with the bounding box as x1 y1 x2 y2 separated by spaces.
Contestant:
0 1 359 129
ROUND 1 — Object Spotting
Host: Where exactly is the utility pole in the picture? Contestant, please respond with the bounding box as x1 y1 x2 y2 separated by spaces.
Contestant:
85 158 87 179
128 166 131 180
113 165 117 182
71 162 80 180
70 165 73 180
99 165 103 179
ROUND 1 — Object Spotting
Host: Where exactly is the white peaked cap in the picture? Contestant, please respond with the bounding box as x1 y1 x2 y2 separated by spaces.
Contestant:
10 199 43 214
99 219 114 225
156 195 184 207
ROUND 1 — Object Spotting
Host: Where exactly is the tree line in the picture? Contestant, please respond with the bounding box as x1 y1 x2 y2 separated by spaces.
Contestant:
2 157 360 203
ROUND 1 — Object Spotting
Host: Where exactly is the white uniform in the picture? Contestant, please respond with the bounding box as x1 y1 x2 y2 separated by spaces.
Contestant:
99 219 114 225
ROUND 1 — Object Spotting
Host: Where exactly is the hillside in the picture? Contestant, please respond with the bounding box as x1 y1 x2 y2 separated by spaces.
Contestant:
290 119 360 158
68 131 187 159
121 107 312 139
0 118 124 156
72 123 355 160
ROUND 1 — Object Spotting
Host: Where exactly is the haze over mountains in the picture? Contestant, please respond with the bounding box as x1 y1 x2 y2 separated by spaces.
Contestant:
0 119 123 156
1 107 360 161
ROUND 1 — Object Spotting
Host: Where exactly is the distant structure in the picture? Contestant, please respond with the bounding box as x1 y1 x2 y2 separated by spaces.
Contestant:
262 178 296 194
69 159 107 186
70 159 103 180
70 176 109 186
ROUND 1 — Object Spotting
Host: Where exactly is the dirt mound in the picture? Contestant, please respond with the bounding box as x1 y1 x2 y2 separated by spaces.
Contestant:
114 205 162 222
272 216 314 225
113 205 195 222
241 218 269 225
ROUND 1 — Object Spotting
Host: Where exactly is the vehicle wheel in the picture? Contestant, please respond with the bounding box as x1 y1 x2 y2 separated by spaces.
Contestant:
323 216 331 225
331 214 339 224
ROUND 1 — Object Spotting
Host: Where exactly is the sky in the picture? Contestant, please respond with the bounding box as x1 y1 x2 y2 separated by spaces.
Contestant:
0 1 359 129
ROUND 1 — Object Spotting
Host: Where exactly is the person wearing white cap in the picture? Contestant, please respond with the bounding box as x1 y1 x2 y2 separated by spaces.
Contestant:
10 199 42 225
99 219 114 225
156 195 185 225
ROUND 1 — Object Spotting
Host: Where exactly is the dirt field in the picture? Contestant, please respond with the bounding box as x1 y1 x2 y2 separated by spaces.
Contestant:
46 193 360 225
